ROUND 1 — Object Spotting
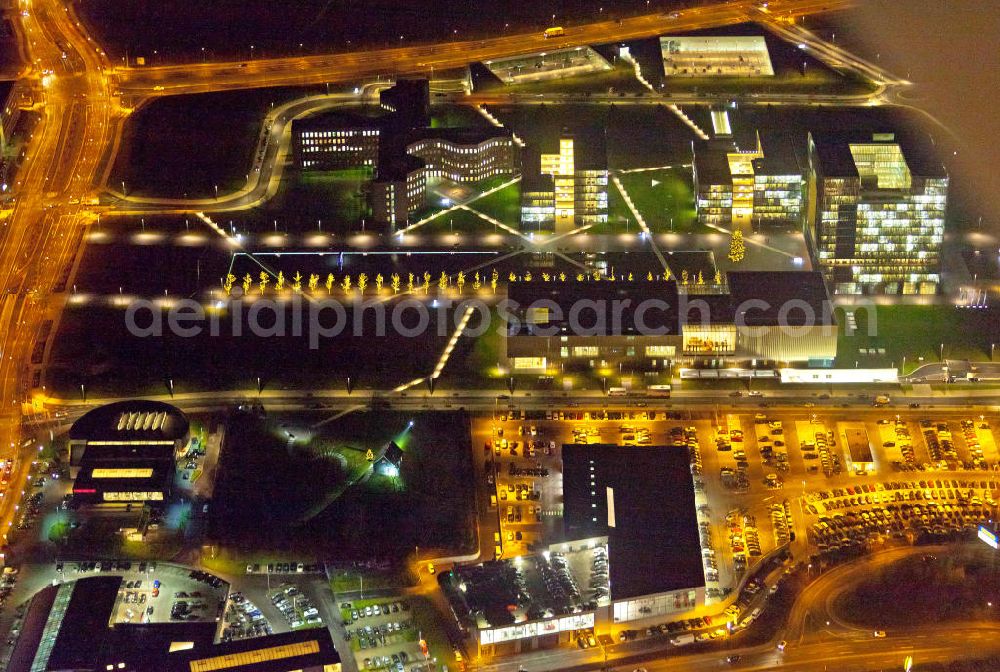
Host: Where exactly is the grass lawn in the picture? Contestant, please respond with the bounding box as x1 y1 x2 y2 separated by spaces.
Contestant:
468 181 521 225
255 167 371 228
616 168 703 234
110 86 323 199
836 305 1000 371
835 545 1000 628
430 105 492 129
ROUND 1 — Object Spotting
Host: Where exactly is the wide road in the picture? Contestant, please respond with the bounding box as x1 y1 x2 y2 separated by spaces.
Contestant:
0 0 114 547
113 0 856 98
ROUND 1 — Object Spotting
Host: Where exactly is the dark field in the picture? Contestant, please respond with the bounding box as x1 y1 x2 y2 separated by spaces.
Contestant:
110 87 323 199
209 410 476 558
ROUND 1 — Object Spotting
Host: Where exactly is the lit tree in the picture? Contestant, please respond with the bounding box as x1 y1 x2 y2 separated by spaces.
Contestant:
308 273 319 294
407 273 415 293
508 271 517 283
728 229 746 263
681 269 689 285
490 269 498 294
242 274 253 295
627 272 634 282
392 273 401 294
647 271 653 282
258 271 269 294
223 273 236 296
542 273 551 282
559 272 566 282
714 270 722 285
422 271 431 295
325 273 335 295
438 272 448 293
358 273 368 294
473 271 481 291
342 274 352 294
576 273 584 282
375 273 384 293
292 271 303 292
457 271 465 293
524 271 532 282
275 271 285 292
592 271 600 281
696 271 704 285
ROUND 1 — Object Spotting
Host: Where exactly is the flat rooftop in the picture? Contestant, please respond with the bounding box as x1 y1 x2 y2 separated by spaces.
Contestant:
562 444 704 601
506 281 681 338
69 400 189 443
726 271 833 327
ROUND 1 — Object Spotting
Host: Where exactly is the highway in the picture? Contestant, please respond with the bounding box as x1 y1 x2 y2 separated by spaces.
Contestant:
0 0 115 546
111 0 857 99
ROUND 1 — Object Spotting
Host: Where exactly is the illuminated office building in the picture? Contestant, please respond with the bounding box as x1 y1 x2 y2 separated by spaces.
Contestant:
694 124 803 230
406 128 516 184
807 131 948 295
521 134 608 232
370 154 427 231
292 112 381 170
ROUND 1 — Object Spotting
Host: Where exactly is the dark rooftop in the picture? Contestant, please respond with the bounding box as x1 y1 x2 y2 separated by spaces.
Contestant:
47 577 121 671
292 108 381 132
506 281 681 337
562 444 704 600
809 130 947 179
726 271 834 327
69 400 189 443
406 126 512 146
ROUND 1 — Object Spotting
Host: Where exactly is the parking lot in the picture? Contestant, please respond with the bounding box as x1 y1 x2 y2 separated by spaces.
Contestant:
340 597 430 672
474 407 1000 607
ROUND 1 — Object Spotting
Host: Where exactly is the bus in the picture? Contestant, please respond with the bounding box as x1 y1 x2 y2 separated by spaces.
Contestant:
608 387 628 397
648 385 672 398
543 26 565 39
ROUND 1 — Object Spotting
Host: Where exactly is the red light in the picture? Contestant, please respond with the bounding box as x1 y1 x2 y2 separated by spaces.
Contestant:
73 488 96 494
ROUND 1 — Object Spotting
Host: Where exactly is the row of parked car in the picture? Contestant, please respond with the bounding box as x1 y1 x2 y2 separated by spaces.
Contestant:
221 592 272 642
270 584 321 629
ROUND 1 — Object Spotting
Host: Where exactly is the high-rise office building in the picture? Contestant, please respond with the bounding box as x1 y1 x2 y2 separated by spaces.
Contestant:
807 131 948 295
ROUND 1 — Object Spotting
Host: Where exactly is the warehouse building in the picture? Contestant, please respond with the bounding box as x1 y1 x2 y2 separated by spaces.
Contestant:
562 444 705 623
8 576 341 671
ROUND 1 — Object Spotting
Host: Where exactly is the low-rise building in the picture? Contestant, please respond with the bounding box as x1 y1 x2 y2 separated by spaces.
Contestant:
504 271 838 376
68 401 189 505
291 111 381 170
406 128 517 184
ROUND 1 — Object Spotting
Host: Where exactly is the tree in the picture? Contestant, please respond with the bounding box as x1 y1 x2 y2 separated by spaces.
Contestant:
258 271 269 294
473 271 481 291
375 273 384 293
275 271 285 292
325 273 335 295
647 271 653 282
697 271 704 285
422 271 431 295
438 271 448 293
391 274 401 294
524 271 532 282
714 270 722 285
490 269 498 294
223 273 236 296
341 274 352 294
358 273 368 294
542 273 550 282
728 229 746 263
681 269 689 285
242 273 253 295
559 272 566 282
308 273 319 294
292 271 303 292
457 271 465 293
407 273 415 293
